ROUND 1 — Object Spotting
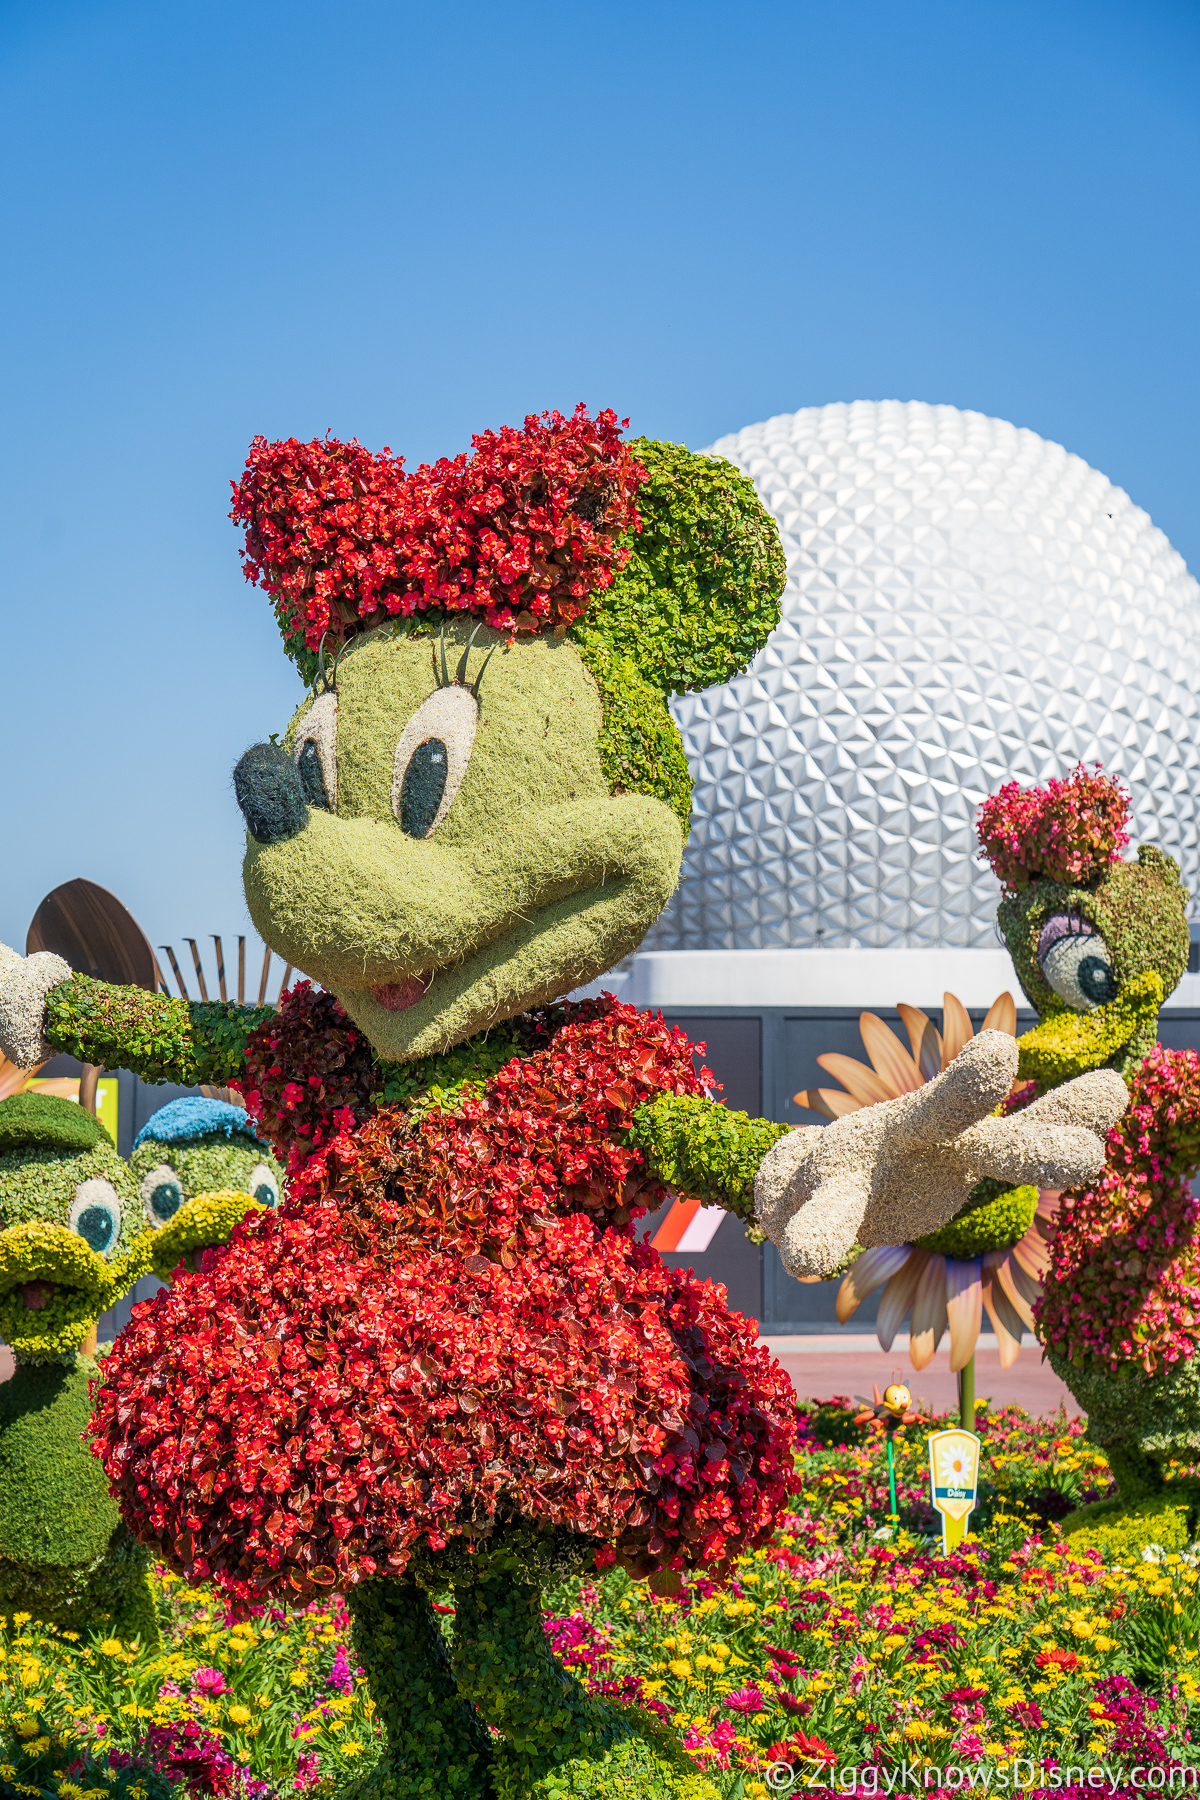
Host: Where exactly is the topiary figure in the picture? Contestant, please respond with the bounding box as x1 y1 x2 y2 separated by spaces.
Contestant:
130 1096 283 1281
0 1093 159 1640
0 409 1123 1796
979 764 1200 1518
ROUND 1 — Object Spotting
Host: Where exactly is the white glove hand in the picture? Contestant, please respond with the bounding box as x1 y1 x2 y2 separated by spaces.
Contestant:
754 1030 1127 1278
0 942 72 1069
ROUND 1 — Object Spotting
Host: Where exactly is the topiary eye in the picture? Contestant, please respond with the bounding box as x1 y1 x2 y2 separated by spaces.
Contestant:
140 1164 184 1226
391 687 478 839
249 1162 279 1207
293 691 337 813
70 1179 122 1256
1037 914 1119 1012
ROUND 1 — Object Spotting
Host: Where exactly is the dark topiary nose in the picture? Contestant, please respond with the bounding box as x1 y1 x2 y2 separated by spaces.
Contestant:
234 743 308 845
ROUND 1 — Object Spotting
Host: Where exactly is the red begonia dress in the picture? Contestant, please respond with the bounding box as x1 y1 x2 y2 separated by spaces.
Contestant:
93 998 796 1601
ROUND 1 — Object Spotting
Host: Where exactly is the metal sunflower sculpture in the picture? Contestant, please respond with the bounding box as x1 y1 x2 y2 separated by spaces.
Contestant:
796 992 1056 1408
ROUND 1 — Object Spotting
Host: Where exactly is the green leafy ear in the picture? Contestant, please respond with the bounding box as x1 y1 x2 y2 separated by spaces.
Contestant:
577 438 785 692
571 437 786 837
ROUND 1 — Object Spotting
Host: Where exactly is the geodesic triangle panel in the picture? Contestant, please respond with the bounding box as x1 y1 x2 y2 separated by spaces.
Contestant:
645 400 1200 952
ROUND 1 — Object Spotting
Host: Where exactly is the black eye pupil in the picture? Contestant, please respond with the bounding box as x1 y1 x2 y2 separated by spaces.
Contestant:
77 1205 114 1252
152 1181 182 1220
399 738 449 838
297 739 332 811
1078 955 1118 1004
254 1181 277 1207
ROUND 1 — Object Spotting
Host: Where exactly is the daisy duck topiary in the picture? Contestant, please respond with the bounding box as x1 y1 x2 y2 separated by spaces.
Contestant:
978 764 1200 1508
130 1096 282 1282
0 409 1124 1797
0 1093 158 1640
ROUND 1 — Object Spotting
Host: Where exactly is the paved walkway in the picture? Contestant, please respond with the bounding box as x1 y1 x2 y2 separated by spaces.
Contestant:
764 1333 1081 1419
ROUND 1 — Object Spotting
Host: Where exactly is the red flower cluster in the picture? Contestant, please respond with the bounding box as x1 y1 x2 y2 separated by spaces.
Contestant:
232 981 378 1179
1036 1043 1200 1372
976 763 1131 893
92 1002 795 1600
229 405 646 656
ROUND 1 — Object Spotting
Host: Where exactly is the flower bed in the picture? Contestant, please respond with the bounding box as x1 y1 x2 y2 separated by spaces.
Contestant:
5 1403 1200 1800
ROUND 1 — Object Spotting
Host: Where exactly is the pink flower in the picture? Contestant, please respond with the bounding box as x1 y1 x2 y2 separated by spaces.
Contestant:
192 1666 230 1697
724 1685 765 1715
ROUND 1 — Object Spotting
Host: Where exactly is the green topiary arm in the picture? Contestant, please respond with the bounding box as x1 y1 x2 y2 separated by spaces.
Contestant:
42 973 273 1087
625 1092 792 1223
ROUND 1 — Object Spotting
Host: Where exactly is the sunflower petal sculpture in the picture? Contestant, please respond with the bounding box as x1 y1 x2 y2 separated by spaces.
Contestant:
795 991 1055 1372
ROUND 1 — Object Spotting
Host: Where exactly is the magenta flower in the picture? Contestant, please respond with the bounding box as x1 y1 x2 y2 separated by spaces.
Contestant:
192 1666 230 1697
724 1685 765 1715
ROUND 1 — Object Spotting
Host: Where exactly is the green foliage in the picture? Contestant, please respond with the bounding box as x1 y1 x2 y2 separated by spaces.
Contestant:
1045 1340 1200 1461
345 1578 495 1799
451 1570 718 1800
917 1181 1039 1257
42 975 272 1089
0 1357 156 1644
374 1020 525 1109
0 1094 110 1155
582 438 785 697
625 1093 791 1224
1061 1483 1200 1562
572 633 694 838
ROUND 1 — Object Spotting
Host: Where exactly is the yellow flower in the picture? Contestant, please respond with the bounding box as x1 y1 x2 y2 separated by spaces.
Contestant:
98 1640 124 1657
14 1721 39 1739
58 1785 86 1800
341 1743 363 1757
289 1669 308 1687
29 1739 51 1757
883 1634 907 1651
903 1721 929 1740
228 1705 252 1727
667 1659 692 1679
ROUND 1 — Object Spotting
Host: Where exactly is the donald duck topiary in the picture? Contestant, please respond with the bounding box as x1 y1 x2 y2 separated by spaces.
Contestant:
0 1093 159 1640
0 409 1125 1797
130 1096 282 1281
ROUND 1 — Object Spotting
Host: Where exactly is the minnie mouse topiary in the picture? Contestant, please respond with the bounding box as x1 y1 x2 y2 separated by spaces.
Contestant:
0 411 1125 1797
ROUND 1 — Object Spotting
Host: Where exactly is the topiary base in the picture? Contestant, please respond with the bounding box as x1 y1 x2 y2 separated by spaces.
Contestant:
1044 1345 1200 1463
1060 1480 1200 1560
0 1355 159 1646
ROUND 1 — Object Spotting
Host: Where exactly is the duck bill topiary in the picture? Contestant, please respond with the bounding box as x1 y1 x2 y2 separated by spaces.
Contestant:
0 1221 147 1360
1015 968 1164 1084
149 1189 266 1283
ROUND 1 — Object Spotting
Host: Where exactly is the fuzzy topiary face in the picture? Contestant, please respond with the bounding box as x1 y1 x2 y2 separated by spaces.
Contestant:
997 845 1189 1081
0 1096 148 1359
130 1099 284 1281
130 1132 282 1227
233 433 784 1064
246 621 684 1062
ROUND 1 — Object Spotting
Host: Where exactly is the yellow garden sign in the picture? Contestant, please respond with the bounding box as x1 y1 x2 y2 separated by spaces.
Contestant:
928 1427 981 1552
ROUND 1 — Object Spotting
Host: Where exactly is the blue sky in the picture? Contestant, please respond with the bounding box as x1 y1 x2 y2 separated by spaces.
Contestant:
2 0 1198 971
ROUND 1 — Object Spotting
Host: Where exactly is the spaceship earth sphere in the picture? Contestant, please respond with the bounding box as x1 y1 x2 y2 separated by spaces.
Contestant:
645 400 1200 952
